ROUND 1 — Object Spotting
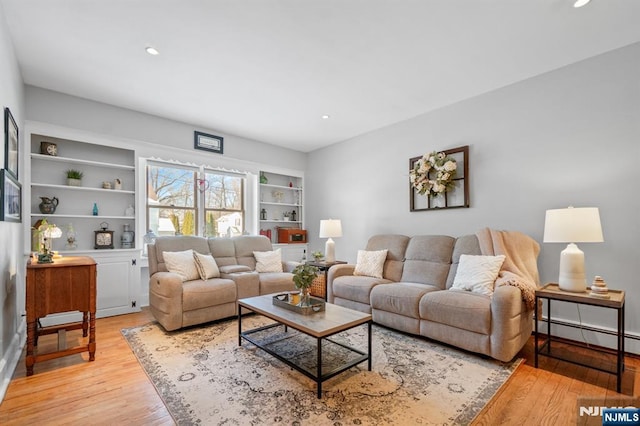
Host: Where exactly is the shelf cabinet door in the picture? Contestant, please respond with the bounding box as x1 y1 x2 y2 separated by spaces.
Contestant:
95 253 140 317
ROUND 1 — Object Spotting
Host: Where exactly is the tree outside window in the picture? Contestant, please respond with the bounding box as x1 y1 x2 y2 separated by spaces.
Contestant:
146 162 244 238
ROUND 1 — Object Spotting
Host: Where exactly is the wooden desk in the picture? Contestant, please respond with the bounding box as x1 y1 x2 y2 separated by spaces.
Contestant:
26 256 97 376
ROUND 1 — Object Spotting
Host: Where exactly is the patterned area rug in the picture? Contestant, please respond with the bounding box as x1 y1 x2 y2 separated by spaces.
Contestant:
122 316 521 425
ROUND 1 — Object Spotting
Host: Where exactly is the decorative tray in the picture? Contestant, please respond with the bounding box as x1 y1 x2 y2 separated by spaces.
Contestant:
272 293 326 315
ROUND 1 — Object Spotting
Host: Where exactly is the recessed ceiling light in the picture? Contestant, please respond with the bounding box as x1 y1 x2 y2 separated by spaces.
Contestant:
573 0 591 8
321 115 330 119
145 46 159 56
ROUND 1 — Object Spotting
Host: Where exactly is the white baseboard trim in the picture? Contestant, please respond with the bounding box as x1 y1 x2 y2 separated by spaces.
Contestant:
0 317 26 402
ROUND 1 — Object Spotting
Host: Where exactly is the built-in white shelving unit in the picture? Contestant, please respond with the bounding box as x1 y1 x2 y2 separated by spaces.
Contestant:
26 126 141 321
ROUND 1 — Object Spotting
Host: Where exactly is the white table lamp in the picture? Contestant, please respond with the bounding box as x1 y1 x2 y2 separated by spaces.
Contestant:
543 207 603 292
319 219 342 263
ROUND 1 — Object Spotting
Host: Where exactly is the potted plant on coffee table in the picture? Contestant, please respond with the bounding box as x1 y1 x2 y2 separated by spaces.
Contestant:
292 263 319 306
66 169 84 186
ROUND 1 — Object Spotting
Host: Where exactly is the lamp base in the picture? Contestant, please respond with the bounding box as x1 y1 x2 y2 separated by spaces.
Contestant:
558 243 587 292
325 238 336 263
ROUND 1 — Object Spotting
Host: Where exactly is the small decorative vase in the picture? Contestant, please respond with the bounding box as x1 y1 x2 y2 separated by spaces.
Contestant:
299 287 311 306
38 197 59 214
67 178 81 186
260 172 268 184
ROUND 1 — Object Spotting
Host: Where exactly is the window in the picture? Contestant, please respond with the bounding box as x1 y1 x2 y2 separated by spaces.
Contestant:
146 161 245 238
203 170 244 237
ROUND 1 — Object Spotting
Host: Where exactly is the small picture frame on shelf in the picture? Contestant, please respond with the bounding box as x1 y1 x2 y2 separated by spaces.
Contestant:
4 107 19 180
1 169 21 223
194 131 224 154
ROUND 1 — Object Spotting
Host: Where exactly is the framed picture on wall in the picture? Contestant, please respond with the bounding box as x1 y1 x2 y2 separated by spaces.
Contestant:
194 131 224 155
1 169 22 223
409 145 469 211
4 107 19 179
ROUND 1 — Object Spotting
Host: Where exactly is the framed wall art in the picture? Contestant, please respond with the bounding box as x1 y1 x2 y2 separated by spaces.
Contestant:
194 131 224 155
409 145 469 212
1 169 22 223
4 107 19 179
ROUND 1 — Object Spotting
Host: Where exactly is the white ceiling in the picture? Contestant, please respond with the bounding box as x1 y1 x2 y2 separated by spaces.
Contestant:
2 1 640 152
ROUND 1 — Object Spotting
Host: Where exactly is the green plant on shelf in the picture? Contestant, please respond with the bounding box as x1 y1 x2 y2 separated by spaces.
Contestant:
66 169 84 179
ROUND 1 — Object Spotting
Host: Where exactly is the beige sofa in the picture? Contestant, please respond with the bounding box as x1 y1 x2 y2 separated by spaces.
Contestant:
327 234 538 362
148 235 296 331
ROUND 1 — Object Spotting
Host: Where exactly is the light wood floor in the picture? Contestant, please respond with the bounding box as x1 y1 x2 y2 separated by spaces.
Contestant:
0 309 637 425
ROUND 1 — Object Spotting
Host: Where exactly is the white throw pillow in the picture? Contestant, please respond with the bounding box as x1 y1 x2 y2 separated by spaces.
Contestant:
162 249 200 282
193 251 220 280
353 249 388 279
451 254 506 296
253 249 283 273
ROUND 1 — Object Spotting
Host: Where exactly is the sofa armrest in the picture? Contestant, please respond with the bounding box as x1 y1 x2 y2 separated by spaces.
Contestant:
490 285 533 361
148 271 185 331
283 261 301 273
326 264 356 303
149 271 184 298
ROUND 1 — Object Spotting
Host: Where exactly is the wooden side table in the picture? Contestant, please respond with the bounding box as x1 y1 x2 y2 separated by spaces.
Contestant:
534 283 625 392
306 260 347 300
26 256 97 376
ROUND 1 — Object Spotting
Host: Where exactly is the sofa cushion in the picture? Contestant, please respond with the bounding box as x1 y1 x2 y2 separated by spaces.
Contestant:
208 237 238 267
333 275 392 305
219 264 252 274
162 249 200 282
258 272 295 294
371 282 440 319
420 290 491 335
401 235 455 288
193 251 220 279
235 235 273 269
446 234 482 289
182 278 237 311
354 249 388 278
253 249 284 273
152 236 211 274
451 254 505 296
365 234 410 282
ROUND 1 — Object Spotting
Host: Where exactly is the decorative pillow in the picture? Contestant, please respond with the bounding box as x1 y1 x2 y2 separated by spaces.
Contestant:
353 249 388 279
193 251 220 280
451 254 506 296
253 249 283 273
162 249 200 282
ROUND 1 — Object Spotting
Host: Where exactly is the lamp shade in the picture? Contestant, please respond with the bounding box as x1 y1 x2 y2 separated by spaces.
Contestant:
543 207 603 293
543 207 603 243
46 225 63 239
319 219 342 238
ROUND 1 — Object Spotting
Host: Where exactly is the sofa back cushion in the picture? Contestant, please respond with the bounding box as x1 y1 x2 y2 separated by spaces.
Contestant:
446 234 482 289
233 235 274 270
365 234 410 282
401 235 455 288
150 236 211 275
208 237 238 267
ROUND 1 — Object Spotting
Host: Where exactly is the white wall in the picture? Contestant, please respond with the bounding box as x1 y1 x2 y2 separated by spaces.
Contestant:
306 42 640 353
26 86 307 171
0 0 25 400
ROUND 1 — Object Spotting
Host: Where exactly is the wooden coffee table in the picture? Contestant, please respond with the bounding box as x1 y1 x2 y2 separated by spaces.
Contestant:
238 294 372 398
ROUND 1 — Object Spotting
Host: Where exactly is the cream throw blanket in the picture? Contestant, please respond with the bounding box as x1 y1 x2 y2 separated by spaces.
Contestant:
476 228 540 310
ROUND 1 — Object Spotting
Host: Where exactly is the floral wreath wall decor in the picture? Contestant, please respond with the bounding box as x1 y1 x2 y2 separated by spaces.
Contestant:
409 145 469 211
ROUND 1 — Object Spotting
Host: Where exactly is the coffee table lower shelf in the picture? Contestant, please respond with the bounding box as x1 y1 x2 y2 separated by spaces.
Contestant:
238 295 372 399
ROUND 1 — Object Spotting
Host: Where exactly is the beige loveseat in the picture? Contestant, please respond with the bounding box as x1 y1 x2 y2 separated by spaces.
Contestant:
148 235 296 331
327 233 539 362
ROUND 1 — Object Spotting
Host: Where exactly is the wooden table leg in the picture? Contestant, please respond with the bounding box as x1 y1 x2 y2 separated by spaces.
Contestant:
26 320 36 376
88 311 96 362
82 312 88 337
